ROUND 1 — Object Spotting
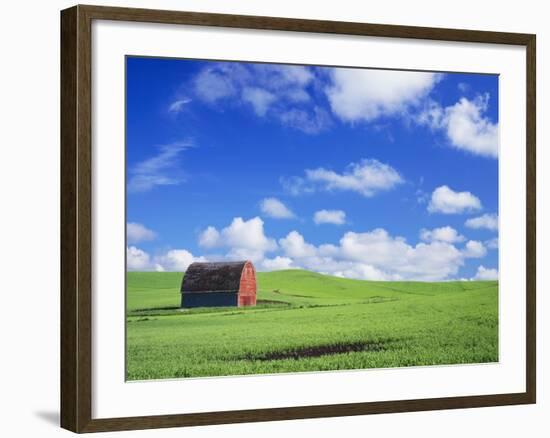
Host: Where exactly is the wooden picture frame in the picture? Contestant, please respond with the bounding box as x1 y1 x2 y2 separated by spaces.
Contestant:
60 4 536 433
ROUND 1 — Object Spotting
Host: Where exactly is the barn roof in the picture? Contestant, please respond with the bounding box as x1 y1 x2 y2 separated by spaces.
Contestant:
181 261 253 293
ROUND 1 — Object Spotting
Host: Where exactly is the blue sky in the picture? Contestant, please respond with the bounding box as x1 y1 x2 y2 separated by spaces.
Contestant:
126 56 499 281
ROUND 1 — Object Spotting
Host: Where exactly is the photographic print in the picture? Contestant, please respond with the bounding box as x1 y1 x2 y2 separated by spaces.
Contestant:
125 57 499 381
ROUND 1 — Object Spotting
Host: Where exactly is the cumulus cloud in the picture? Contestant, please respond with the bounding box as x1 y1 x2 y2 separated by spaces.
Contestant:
420 226 465 243
465 213 498 231
279 231 317 258
127 141 193 193
260 198 295 219
197 226 220 248
428 185 482 214
126 246 205 272
284 159 403 197
127 246 152 271
197 217 277 263
131 222 490 279
260 256 296 271
326 69 441 122
155 249 206 272
276 228 466 281
472 265 499 280
314 209 346 225
418 94 498 158
127 222 156 244
463 240 487 258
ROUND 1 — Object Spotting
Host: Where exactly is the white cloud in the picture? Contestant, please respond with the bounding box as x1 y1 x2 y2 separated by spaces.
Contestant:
457 82 470 93
280 176 314 196
127 246 205 272
314 209 346 225
221 217 277 252
260 256 296 271
277 228 465 281
428 185 482 214
284 159 403 197
326 69 441 122
332 263 391 281
418 94 498 158
254 64 314 88
465 213 498 231
337 229 464 280
279 231 317 258
127 222 156 244
286 88 310 103
168 98 191 113
242 87 277 116
197 226 221 248
445 95 498 158
191 62 327 134
193 66 238 103
472 265 499 280
127 246 151 271
278 106 332 134
260 198 295 219
419 226 465 243
463 240 487 258
198 217 277 263
140 221 489 280
127 142 193 193
155 249 206 272
485 237 499 249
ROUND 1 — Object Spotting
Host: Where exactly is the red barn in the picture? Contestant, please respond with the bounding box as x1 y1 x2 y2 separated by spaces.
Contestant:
180 261 257 308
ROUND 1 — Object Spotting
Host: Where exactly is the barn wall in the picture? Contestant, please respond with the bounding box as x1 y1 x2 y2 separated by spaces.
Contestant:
238 295 256 306
181 292 239 308
238 263 257 306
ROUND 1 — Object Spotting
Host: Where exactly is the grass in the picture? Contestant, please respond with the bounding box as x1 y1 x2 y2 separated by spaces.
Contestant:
126 270 498 380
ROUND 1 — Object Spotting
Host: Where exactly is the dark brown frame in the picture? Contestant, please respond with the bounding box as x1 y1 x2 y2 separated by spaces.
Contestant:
61 4 536 433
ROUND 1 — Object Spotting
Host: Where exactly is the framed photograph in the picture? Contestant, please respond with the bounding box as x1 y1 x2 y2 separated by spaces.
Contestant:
60 4 536 433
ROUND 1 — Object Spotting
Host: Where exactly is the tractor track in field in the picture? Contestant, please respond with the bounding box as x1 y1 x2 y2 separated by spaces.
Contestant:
241 339 399 361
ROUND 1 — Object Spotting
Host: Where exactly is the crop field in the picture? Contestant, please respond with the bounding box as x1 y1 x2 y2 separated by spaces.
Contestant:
126 270 498 380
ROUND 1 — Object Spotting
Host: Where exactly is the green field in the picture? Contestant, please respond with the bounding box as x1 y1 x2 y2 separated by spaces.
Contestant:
126 270 498 380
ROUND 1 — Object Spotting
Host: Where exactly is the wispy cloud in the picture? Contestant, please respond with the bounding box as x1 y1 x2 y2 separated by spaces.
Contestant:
278 106 332 134
127 141 194 193
242 87 277 116
283 159 403 197
168 98 192 113
189 62 330 134
485 237 499 249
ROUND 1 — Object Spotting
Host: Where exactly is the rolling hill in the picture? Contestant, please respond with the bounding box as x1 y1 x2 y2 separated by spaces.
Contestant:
126 270 498 380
